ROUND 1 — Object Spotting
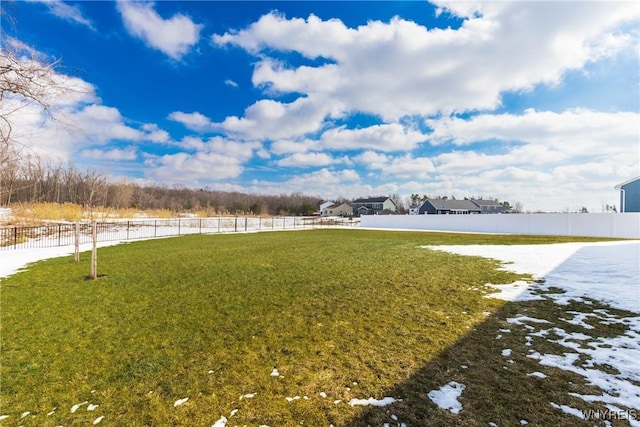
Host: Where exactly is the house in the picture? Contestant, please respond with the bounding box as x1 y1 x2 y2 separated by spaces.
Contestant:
319 201 334 216
321 203 353 217
352 197 397 216
615 177 640 212
408 205 421 215
418 198 481 215
470 199 509 214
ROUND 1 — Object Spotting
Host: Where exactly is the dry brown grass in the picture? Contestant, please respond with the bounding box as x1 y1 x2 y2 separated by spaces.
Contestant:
1 203 195 226
1 203 276 227
6 202 83 225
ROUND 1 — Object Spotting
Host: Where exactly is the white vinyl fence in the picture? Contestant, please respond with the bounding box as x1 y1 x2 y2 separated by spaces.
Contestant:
361 213 640 239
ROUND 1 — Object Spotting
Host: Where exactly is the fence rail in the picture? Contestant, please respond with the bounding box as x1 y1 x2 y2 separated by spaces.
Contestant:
0 216 358 251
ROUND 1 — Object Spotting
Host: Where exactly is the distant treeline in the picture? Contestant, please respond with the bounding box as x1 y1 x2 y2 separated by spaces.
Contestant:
0 163 327 215
0 162 340 215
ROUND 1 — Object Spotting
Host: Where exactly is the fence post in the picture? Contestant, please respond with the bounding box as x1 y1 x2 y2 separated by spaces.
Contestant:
245 217 248 232
218 217 221 233
127 221 130 240
13 226 17 249
234 217 238 232
199 218 202 234
178 219 181 235
259 217 262 231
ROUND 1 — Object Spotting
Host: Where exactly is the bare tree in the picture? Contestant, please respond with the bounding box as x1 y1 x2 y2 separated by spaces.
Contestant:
1 13 92 206
512 201 524 213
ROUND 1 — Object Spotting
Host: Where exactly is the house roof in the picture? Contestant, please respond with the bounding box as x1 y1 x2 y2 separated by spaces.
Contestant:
352 196 390 203
319 201 335 209
615 176 640 190
470 199 503 207
327 203 351 209
424 198 481 211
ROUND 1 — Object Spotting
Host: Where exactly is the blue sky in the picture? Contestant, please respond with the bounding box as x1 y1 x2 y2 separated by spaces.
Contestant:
3 1 639 212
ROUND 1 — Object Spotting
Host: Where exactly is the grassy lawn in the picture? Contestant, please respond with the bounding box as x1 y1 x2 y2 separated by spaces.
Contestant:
0 229 625 426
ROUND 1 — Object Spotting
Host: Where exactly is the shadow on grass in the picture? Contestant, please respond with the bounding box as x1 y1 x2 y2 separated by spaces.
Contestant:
341 299 637 427
343 243 640 427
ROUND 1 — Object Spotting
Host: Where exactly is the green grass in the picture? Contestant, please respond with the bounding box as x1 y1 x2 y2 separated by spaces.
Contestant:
0 230 627 426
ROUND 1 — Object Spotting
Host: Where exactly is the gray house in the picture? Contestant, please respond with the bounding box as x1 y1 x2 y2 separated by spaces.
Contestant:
419 198 481 215
352 197 397 216
615 177 640 212
470 199 509 214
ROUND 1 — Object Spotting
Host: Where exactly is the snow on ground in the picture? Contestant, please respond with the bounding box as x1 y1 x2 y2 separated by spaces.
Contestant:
0 208 10 221
425 240 640 313
426 240 640 421
348 397 399 407
0 240 136 280
427 381 465 414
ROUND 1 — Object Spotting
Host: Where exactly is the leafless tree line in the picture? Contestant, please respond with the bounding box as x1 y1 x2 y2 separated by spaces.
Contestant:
0 160 325 216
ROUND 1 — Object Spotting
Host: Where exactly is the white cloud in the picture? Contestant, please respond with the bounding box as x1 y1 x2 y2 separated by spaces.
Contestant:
213 4 639 123
144 151 244 183
319 124 426 152
413 108 639 210
267 122 426 157
355 152 435 180
218 96 342 140
27 0 94 29
72 105 171 145
117 1 202 60
141 123 170 143
427 109 638 157
224 79 239 88
276 152 338 167
168 111 213 131
143 136 261 185
82 147 137 161
246 167 401 200
270 139 316 155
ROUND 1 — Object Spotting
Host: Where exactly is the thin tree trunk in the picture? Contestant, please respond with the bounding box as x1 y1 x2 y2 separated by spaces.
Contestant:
90 220 97 279
74 221 80 263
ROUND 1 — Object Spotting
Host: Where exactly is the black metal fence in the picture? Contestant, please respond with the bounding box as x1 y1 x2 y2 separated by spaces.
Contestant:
0 216 358 251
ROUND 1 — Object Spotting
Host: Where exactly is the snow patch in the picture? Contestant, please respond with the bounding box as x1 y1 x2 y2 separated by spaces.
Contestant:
348 397 398 407
173 397 189 407
71 401 88 413
527 371 548 379
427 381 465 414
549 402 585 419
